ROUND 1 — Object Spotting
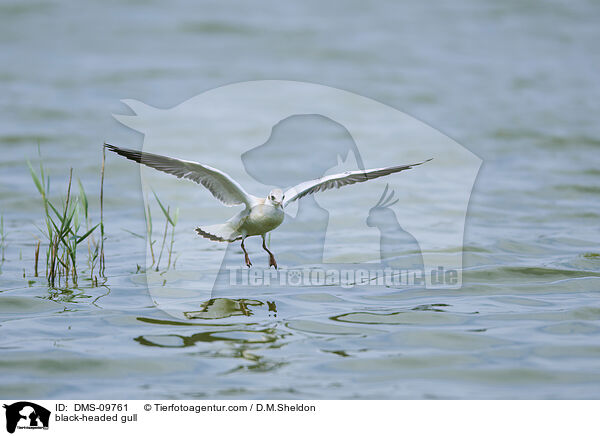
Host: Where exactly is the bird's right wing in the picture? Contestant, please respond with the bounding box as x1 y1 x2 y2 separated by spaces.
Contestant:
283 159 432 207
105 143 258 208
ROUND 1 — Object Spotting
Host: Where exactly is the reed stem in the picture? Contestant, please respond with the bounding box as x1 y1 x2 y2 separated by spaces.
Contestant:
34 240 40 277
99 146 106 277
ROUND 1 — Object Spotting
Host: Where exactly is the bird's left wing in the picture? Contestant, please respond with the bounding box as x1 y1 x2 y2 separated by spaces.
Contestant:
105 143 258 208
283 159 432 207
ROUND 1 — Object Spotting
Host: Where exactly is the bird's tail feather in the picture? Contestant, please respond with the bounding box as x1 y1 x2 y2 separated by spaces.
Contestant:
195 223 241 242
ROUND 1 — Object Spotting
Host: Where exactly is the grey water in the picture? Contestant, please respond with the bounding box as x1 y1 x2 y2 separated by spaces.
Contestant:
1 0 600 399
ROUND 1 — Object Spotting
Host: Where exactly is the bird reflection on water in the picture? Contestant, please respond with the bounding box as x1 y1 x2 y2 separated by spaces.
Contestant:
183 298 277 320
135 298 284 372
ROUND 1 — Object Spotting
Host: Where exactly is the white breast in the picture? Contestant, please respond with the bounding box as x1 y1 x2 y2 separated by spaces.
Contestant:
242 203 285 236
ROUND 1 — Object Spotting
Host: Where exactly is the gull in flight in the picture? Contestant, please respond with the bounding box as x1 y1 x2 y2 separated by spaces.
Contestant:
105 143 431 269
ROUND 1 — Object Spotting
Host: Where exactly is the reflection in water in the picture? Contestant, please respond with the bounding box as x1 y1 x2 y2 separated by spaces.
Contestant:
330 304 464 326
331 304 451 322
44 284 111 306
134 327 280 348
46 288 88 304
134 326 286 372
323 350 352 358
135 299 285 372
266 301 277 317
411 304 450 312
183 298 277 320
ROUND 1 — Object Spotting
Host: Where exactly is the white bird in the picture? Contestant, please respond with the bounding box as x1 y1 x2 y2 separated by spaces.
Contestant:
105 143 431 269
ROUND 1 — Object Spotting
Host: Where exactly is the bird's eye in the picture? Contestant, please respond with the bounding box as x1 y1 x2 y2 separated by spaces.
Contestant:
270 195 274 200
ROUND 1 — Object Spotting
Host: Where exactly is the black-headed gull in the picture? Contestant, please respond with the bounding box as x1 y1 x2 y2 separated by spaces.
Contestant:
105 143 431 269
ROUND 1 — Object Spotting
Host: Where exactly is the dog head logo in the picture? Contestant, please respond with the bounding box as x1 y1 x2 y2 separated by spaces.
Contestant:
3 402 50 434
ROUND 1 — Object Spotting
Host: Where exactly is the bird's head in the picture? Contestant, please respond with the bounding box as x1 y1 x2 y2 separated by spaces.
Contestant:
267 189 284 207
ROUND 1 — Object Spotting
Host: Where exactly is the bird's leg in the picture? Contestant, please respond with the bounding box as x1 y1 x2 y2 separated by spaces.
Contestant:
241 238 252 268
261 235 278 269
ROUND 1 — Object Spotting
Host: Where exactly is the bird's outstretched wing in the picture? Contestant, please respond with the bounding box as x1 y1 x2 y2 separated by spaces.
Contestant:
105 143 258 208
283 159 432 207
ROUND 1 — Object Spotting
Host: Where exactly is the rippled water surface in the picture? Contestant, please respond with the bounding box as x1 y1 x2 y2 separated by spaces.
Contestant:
1 0 599 399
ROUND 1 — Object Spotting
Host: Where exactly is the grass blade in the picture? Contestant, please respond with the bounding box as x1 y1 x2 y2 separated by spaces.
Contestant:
122 228 145 239
78 179 89 221
27 160 45 196
152 190 174 226
76 223 99 245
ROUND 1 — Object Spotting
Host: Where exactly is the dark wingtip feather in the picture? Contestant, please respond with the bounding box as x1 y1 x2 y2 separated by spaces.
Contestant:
103 143 144 164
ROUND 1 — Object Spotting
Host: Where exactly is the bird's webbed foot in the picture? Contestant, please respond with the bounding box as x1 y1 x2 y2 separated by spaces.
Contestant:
261 236 278 269
268 253 278 270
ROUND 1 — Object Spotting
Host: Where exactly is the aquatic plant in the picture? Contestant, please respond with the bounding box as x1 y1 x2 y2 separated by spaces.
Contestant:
153 190 179 271
99 145 106 277
124 191 179 272
28 150 103 288
34 240 40 277
78 178 102 284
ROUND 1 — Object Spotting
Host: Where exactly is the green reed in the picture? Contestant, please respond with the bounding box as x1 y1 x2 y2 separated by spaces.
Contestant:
125 191 179 272
99 145 106 277
153 191 179 271
78 178 102 284
28 151 103 288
